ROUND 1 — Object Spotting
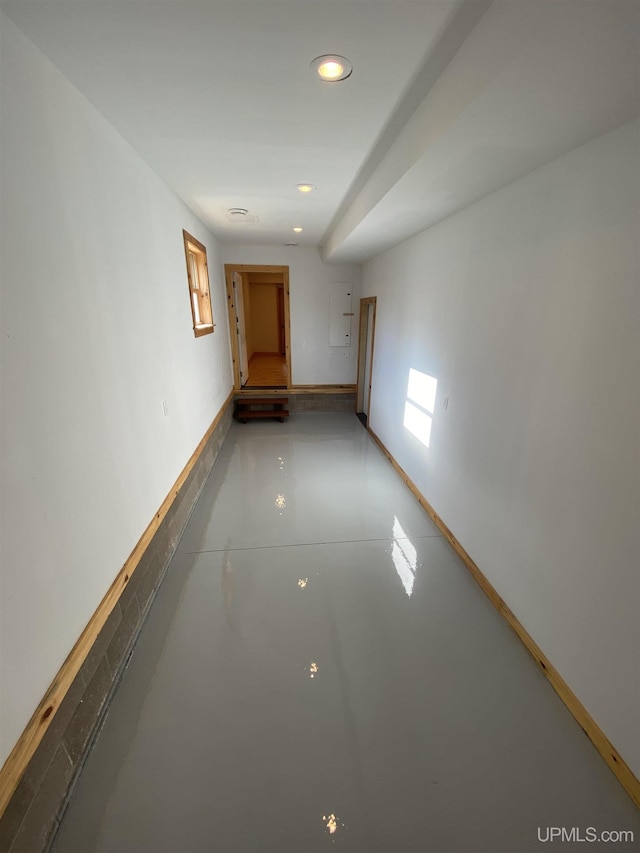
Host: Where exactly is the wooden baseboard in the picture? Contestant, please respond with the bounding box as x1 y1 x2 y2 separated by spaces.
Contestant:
367 426 640 810
0 390 234 819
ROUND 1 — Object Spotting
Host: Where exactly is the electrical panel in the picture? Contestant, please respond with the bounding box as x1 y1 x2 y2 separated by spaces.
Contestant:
329 283 353 347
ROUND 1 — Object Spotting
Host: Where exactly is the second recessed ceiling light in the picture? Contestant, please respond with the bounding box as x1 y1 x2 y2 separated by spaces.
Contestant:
293 227 303 233
311 54 352 82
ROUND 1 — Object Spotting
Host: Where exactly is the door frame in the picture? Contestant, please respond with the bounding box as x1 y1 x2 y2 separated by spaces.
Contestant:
230 271 250 386
276 284 286 355
224 264 292 390
356 296 377 424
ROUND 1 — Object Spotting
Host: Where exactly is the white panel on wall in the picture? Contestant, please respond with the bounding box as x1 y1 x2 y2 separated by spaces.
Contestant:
329 283 353 346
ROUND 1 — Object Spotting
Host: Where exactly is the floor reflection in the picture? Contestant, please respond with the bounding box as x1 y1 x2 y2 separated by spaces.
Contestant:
391 516 417 596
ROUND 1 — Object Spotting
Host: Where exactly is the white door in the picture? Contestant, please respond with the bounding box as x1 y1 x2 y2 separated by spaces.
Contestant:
232 272 249 386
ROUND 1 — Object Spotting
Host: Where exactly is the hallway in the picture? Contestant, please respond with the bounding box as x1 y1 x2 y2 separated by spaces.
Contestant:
49 414 639 853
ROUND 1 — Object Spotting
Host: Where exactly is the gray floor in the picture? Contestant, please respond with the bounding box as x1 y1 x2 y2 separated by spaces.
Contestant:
52 414 640 852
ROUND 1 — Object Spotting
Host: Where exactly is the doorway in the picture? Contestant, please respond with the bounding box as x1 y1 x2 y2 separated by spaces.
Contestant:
224 265 291 389
356 297 377 428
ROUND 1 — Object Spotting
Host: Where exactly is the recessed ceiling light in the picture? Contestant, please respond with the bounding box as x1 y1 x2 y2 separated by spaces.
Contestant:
311 55 352 82
227 207 248 217
284 242 298 246
293 227 303 233
296 183 316 193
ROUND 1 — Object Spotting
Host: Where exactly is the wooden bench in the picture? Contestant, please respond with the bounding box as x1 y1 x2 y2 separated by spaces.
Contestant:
234 397 289 423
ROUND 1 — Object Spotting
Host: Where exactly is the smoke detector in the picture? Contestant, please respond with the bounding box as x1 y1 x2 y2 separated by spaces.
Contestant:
226 208 259 223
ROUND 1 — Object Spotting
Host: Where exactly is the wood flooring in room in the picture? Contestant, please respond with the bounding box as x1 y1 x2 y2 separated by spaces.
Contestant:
245 353 287 387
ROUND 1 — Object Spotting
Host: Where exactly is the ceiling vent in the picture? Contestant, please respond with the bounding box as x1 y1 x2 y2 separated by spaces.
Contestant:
226 208 259 223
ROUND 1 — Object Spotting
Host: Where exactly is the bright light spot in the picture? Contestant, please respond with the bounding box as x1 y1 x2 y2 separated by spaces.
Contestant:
392 543 414 595
309 661 318 678
293 227 303 233
275 494 286 509
296 183 315 193
392 518 417 568
407 369 437 414
323 814 338 834
298 578 308 589
404 401 432 448
404 369 437 448
392 516 417 596
318 60 343 79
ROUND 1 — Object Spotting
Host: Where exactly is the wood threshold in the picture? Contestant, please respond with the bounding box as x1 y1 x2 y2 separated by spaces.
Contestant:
0 390 234 819
367 425 640 811
290 384 356 394
234 385 355 397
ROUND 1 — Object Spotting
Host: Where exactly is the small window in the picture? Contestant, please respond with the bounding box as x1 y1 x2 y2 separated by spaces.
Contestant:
182 230 214 337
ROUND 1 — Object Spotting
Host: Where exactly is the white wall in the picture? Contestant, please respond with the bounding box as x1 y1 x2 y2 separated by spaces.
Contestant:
362 119 640 777
0 15 234 766
222 246 361 384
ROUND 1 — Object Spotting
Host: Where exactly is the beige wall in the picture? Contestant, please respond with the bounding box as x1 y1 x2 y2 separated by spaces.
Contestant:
250 283 279 352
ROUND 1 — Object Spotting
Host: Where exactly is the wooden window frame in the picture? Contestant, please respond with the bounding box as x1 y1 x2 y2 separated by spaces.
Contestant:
182 230 215 337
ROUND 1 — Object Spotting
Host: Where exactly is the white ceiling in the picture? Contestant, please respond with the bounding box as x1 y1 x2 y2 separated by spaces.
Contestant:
3 1 639 263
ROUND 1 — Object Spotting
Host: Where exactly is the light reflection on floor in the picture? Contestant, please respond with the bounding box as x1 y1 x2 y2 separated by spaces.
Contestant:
391 516 418 596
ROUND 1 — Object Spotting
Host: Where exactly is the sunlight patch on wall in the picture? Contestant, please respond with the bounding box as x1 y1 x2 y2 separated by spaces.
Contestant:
403 402 433 448
403 369 438 448
407 368 437 413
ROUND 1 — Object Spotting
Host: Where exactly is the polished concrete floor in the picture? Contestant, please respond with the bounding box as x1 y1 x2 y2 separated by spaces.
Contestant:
52 415 640 853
